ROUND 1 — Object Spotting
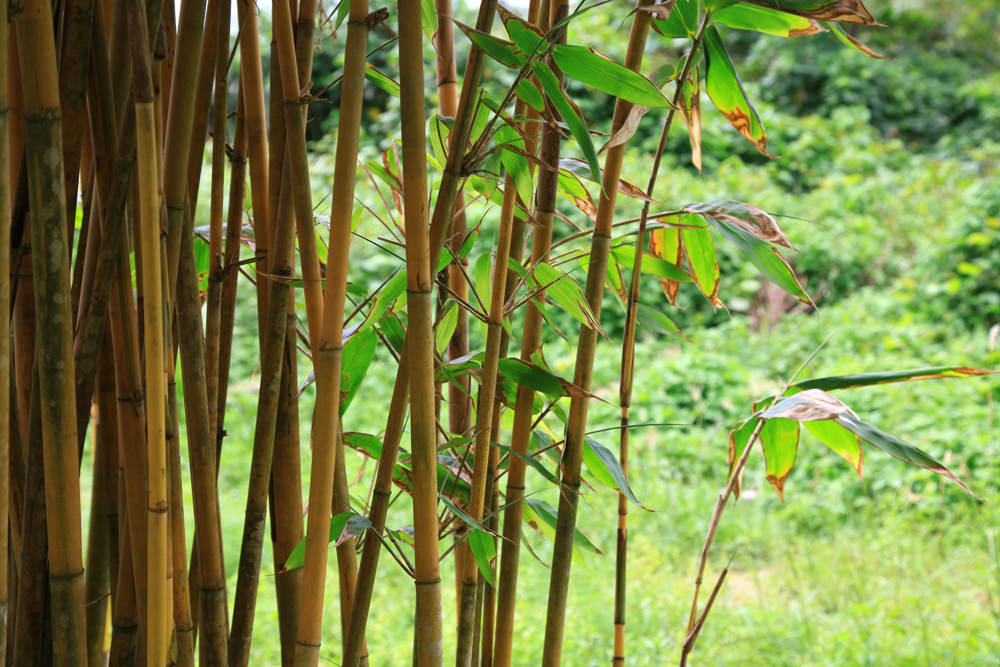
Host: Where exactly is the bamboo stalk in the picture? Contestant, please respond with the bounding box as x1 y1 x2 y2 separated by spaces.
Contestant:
168 368 195 667
281 0 368 660
538 3 654 666
85 384 111 667
16 0 90 659
162 0 211 300
204 0 232 456
125 0 169 661
71 134 94 326
236 0 270 340
108 513 140 667
612 18 706 664
97 327 121 617
0 0 9 653
227 78 300 667
333 423 365 658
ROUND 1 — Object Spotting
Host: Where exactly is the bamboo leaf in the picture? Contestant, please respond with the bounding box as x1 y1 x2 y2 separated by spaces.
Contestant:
601 103 650 154
713 3 825 36
468 529 497 586
685 200 795 249
524 498 603 555
742 0 878 25
343 432 383 459
435 301 459 354
681 223 721 306
760 418 799 500
826 20 890 59
365 64 401 97
515 79 546 113
455 21 527 69
636 303 689 341
803 419 863 479
552 45 672 108
759 389 857 422
359 270 407 331
583 437 647 509
793 366 994 392
532 262 604 334
421 0 437 43
496 124 534 206
835 414 981 500
559 158 652 202
340 329 378 417
499 8 545 54
653 0 700 37
497 358 598 399
703 26 771 155
727 418 755 498
533 61 603 187
494 444 559 484
610 244 694 283
283 512 372 571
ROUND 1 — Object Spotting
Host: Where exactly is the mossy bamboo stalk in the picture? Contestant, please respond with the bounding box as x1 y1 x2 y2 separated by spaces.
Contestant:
236 0 270 338
125 0 169 661
175 180 229 667
0 0 9 652
612 20 704 663
227 81 301 667
16 0 90 658
108 514 140 667
12 370 49 667
265 46 305 667
212 75 247 464
539 3 653 665
161 0 211 300
398 3 447 666
55 0 96 243
204 0 232 453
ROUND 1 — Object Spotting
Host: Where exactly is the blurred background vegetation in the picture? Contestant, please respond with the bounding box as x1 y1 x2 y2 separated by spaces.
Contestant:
177 0 1000 663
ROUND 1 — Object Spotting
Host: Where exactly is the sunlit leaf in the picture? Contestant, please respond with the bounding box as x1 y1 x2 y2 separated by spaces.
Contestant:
610 244 693 283
468 530 497 586
793 366 994 392
713 3 824 36
552 45 671 108
583 437 647 509
648 225 683 304
685 200 795 249
836 414 981 500
515 79 545 113
727 418 755 498
435 301 459 354
703 26 771 155
524 498 603 555
742 0 878 25
760 417 799 500
341 329 378 417
283 512 372 571
496 124 534 206
559 158 653 202
499 7 545 54
533 62 603 187
365 64 400 97
533 262 604 334
681 223 721 306
803 419 863 479
494 444 559 484
636 303 689 341
421 0 437 43
498 358 598 399
653 0 700 37
455 21 526 68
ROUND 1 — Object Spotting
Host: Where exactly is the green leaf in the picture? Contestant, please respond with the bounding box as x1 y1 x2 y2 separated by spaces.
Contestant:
360 270 406 331
378 312 406 354
760 417 799 500
794 366 994 392
340 329 378 417
455 21 526 69
458 227 479 260
703 26 770 155
468 530 497 586
532 61 602 187
343 432 383 459
515 79 545 113
835 414 981 500
435 301 459 354
713 3 824 36
654 0 700 37
497 358 597 399
681 223 720 305
532 262 604 334
475 252 492 310
421 0 437 43
501 11 545 54
610 244 693 283
284 512 372 571
583 437 646 509
365 64 400 97
803 420 863 478
727 418 756 498
494 444 559 484
636 303 688 341
826 20 890 59
740 0 878 25
701 214 814 306
552 45 671 108
524 498 603 554
496 124 534 206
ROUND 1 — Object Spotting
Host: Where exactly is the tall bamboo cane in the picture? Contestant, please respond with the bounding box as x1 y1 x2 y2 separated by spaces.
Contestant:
125 0 170 662
398 2 444 664
16 0 90 659
168 365 195 667
97 329 121 623
85 384 112 667
538 4 654 666
342 0 505 660
204 0 232 454
0 0 9 653
108 512 140 666
612 18 705 663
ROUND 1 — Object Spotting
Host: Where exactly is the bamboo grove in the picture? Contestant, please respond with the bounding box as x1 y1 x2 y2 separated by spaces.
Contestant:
0 0 990 665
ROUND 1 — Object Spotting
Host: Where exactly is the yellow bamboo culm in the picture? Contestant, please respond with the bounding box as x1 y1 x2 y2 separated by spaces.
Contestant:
15 0 88 663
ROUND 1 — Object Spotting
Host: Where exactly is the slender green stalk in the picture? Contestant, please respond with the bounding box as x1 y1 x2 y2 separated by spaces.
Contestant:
613 17 708 664
539 3 654 665
16 0 89 658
